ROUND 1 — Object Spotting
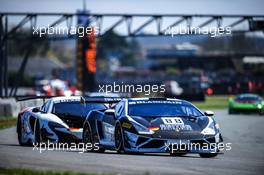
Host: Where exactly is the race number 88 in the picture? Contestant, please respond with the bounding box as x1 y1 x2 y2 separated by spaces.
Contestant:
162 117 184 125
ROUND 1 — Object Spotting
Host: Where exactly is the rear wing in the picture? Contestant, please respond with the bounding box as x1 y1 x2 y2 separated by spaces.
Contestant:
80 96 126 104
16 96 126 104
80 97 177 104
15 95 56 102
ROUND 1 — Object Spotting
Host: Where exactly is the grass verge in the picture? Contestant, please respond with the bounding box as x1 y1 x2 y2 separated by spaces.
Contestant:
193 95 231 110
0 168 111 175
0 117 17 130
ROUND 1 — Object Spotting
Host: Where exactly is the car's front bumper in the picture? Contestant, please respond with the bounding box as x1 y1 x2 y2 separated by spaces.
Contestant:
41 124 83 143
231 103 262 110
123 130 222 153
230 106 263 114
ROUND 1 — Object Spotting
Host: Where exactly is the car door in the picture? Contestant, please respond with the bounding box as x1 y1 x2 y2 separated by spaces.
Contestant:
101 102 124 146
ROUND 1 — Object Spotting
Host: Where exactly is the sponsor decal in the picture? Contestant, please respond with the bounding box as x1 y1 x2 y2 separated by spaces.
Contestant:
103 122 115 134
129 100 182 105
162 117 184 125
160 124 192 132
54 99 80 103
103 122 115 142
122 122 132 129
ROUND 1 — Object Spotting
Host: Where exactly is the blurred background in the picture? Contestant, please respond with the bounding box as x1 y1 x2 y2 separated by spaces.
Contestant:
0 0 263 100
0 1 264 175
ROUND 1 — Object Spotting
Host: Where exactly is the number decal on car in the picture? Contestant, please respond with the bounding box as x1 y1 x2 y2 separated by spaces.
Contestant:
162 117 184 125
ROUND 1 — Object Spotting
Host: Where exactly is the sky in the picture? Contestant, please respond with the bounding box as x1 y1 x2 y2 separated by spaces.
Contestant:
0 0 263 35
0 0 264 15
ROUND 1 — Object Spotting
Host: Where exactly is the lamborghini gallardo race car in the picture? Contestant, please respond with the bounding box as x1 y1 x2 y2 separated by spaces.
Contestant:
228 94 264 115
82 97 223 158
17 96 106 146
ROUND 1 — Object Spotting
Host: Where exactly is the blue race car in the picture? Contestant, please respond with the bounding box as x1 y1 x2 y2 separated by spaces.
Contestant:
17 96 107 146
82 97 223 158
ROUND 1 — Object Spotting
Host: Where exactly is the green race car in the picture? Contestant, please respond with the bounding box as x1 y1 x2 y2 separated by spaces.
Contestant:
228 94 264 115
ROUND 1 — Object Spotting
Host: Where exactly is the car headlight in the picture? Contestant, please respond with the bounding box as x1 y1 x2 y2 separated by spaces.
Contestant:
132 121 154 135
257 104 262 109
201 118 216 135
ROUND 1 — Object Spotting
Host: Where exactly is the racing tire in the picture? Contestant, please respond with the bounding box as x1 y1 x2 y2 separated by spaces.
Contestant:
83 122 105 153
199 153 218 158
17 116 30 146
33 120 42 146
170 152 187 156
115 123 125 154
228 108 235 114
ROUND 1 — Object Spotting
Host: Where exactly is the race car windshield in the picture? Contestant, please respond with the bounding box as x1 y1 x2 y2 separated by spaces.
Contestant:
235 96 261 102
128 103 203 117
53 102 106 117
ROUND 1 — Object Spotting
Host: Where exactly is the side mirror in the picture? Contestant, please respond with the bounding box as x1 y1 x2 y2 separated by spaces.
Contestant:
204 110 214 117
105 109 115 116
32 107 40 113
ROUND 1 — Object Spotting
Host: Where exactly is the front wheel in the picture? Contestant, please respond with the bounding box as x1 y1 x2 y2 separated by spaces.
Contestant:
228 108 233 114
115 123 124 153
199 153 218 158
170 152 187 156
33 120 42 146
17 116 30 146
83 122 105 153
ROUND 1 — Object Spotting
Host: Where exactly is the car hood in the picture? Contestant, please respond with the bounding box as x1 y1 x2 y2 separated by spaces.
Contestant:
131 115 210 139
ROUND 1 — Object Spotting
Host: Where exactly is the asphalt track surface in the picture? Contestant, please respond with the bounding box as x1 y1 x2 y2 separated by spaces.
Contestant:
0 110 264 175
